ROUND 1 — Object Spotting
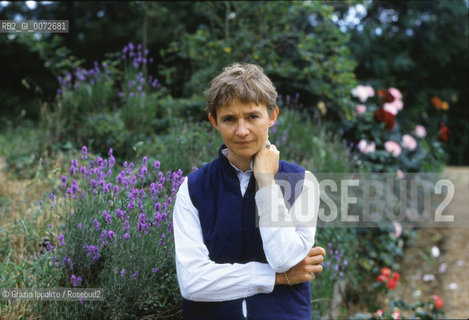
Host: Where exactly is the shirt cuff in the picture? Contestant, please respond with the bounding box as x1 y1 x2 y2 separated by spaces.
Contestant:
249 262 275 295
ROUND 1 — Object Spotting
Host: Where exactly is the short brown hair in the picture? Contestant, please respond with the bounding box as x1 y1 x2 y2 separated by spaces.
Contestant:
205 63 277 120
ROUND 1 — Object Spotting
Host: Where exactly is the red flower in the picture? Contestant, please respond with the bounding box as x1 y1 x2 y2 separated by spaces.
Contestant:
432 295 444 309
380 267 391 278
392 272 400 281
378 89 395 103
431 96 443 109
439 123 450 142
387 278 398 290
374 108 396 131
377 274 388 282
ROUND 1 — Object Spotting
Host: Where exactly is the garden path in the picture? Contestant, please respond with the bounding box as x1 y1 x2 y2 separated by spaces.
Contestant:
393 166 469 318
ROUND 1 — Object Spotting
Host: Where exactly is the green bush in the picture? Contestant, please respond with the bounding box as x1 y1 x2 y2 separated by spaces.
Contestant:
79 112 132 156
269 105 351 173
161 1 357 121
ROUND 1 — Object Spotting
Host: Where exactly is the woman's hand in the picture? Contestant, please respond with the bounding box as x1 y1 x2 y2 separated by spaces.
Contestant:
253 142 279 188
275 247 326 285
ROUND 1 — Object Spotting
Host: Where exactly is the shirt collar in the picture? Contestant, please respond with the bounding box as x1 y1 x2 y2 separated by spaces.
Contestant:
221 148 254 173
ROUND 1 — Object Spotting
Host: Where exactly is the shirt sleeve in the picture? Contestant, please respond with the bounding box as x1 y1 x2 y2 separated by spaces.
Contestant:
173 177 276 302
255 170 319 273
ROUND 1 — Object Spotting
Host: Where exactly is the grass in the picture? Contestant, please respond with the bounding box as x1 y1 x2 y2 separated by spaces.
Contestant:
0 123 78 319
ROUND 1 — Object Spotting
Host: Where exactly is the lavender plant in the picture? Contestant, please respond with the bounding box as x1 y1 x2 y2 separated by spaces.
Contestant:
118 42 168 135
44 146 184 319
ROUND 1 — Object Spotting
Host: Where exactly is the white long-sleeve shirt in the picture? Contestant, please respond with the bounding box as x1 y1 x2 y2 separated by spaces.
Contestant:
173 154 319 303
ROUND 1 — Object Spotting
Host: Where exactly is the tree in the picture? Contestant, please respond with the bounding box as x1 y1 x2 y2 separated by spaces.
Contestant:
160 1 357 122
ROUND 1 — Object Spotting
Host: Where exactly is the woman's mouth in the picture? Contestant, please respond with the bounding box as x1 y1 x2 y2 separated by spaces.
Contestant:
235 141 253 147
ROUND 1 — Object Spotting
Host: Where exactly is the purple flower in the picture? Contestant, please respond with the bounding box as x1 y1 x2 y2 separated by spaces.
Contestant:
108 230 115 241
116 209 125 220
84 244 100 260
71 275 82 287
102 210 112 224
124 232 130 241
138 166 148 178
121 269 125 276
159 233 166 246
81 146 88 160
62 256 73 269
58 233 65 246
78 223 82 229
94 218 100 231
123 220 129 232
51 255 58 266
61 175 67 187
132 271 138 280
48 224 52 229
154 202 161 212
109 156 115 168
152 267 159 274
50 193 55 202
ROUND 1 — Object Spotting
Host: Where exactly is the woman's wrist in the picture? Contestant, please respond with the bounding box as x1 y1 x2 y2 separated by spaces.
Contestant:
275 273 286 285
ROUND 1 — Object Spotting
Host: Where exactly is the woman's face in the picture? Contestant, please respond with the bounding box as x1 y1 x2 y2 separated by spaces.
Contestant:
209 100 278 167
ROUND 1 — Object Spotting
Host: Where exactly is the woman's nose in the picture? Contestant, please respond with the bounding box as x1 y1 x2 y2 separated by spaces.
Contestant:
235 120 249 137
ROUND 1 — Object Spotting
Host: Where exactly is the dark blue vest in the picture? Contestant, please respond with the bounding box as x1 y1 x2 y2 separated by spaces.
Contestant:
184 145 310 320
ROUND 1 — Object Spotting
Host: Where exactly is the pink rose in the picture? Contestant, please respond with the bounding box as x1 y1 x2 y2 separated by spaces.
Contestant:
413 125 426 138
396 169 405 179
356 104 367 115
383 99 404 115
383 103 398 115
393 221 402 238
385 141 401 157
393 99 404 111
358 139 375 154
367 142 376 153
388 88 402 101
352 85 375 102
358 139 367 153
402 134 417 151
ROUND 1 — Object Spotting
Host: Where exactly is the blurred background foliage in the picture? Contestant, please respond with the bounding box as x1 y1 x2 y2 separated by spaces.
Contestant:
0 0 467 164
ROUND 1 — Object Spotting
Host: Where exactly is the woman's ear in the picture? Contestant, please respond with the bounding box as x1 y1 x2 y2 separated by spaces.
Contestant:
269 106 279 127
208 113 218 130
